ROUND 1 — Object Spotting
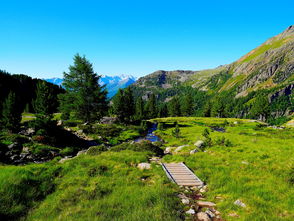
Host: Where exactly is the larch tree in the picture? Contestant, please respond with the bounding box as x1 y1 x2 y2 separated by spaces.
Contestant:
1 92 22 132
59 54 108 123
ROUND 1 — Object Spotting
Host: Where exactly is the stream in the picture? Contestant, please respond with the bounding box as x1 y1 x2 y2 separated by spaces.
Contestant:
134 123 161 142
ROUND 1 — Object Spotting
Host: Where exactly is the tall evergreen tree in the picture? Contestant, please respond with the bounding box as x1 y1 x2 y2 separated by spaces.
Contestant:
113 89 125 122
250 95 270 121
59 54 108 123
32 82 56 134
145 94 157 119
124 87 135 122
168 96 181 117
158 103 168 118
181 93 193 116
135 96 145 121
211 96 226 118
1 92 22 132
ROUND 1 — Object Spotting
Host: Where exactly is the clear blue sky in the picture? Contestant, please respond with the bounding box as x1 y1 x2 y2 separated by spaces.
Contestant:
0 0 293 78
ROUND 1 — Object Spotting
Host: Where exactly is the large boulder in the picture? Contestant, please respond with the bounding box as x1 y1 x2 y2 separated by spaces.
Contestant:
137 163 151 170
194 140 204 148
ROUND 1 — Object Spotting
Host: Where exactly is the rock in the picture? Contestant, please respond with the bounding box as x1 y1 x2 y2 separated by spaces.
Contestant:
233 121 238 125
241 161 249 165
228 212 239 217
197 201 216 208
194 140 204 148
164 147 172 154
181 198 190 205
77 150 87 156
19 128 35 136
234 199 246 208
196 212 211 221
190 148 199 154
22 147 30 153
57 120 63 126
205 209 215 218
8 142 23 154
175 145 188 152
185 208 195 215
137 163 151 170
200 185 208 193
59 157 72 163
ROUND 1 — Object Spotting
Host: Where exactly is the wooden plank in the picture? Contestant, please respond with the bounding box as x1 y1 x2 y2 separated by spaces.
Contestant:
162 162 204 187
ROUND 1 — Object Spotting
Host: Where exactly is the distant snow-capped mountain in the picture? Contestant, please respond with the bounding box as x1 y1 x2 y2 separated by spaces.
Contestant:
45 75 137 98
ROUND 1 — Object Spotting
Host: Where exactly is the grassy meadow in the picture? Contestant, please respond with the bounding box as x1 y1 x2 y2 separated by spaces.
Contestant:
152 117 294 220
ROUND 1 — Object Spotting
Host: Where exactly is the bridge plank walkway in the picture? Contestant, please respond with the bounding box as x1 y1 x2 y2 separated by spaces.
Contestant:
162 162 203 186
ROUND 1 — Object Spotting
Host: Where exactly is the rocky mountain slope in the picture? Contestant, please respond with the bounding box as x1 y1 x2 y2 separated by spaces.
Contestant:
45 75 136 98
131 25 294 118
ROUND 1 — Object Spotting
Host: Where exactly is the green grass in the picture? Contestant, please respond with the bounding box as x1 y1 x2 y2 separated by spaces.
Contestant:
152 117 294 220
26 151 182 221
0 149 183 220
241 37 290 63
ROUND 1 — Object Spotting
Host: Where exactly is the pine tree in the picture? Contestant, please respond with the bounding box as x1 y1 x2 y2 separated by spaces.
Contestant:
33 82 54 116
112 88 135 124
124 87 135 122
145 94 157 119
2 92 22 132
135 96 144 121
211 96 226 118
250 95 270 121
59 54 108 123
181 93 193 116
158 103 168 118
203 101 212 117
168 96 181 117
32 82 56 134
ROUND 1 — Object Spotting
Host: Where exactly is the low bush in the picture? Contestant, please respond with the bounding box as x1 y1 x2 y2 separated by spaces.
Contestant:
111 141 164 156
86 145 108 156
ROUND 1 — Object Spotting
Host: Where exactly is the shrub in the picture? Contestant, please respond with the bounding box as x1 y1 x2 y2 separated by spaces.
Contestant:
215 136 233 147
86 145 108 156
60 147 75 156
172 122 180 138
111 141 164 156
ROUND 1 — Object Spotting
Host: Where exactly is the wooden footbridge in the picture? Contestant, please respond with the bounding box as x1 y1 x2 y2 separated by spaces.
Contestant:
162 162 203 187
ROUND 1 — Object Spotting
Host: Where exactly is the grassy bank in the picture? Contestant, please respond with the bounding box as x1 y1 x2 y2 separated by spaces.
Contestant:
151 117 294 220
0 145 183 220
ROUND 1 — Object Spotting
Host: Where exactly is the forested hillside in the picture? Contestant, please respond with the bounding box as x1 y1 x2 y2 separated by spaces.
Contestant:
130 25 294 125
0 70 64 115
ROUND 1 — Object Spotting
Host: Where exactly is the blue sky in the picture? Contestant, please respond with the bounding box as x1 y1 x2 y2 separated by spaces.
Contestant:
0 0 293 78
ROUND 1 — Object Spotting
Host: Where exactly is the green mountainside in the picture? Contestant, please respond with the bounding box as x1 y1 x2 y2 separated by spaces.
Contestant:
131 25 294 122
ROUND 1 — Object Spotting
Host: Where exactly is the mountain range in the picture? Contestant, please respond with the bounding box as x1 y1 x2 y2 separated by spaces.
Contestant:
45 75 136 98
131 25 294 120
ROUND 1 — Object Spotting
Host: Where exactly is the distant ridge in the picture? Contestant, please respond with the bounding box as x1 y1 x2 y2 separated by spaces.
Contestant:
45 75 137 98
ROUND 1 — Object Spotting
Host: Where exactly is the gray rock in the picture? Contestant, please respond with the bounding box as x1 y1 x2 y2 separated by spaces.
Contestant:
175 145 188 152
181 198 190 205
8 143 23 153
194 140 204 148
205 209 215 218
137 163 151 170
234 199 246 208
185 208 195 215
77 150 87 156
190 148 199 154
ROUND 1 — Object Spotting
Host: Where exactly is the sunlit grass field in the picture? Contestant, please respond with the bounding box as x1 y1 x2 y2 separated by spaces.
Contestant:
0 150 183 220
152 117 294 220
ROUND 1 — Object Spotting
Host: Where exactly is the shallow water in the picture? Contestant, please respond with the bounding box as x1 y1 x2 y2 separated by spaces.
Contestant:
134 123 161 142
